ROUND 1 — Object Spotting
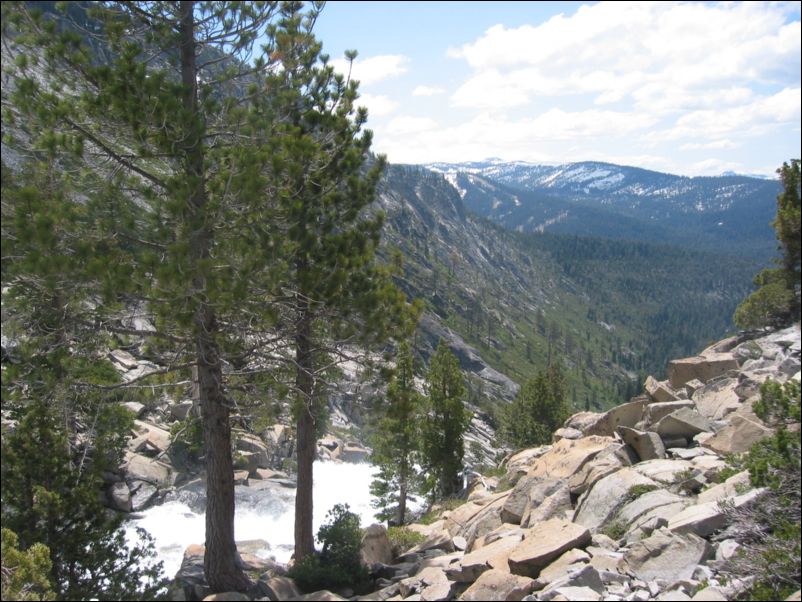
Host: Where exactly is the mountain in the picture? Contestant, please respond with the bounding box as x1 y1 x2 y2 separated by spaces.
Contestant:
428 161 782 262
375 164 759 415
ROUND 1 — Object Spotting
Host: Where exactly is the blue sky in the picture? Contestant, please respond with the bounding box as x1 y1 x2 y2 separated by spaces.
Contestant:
312 1 801 176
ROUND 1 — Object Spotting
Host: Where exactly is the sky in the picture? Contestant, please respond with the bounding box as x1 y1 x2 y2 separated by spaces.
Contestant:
312 1 801 177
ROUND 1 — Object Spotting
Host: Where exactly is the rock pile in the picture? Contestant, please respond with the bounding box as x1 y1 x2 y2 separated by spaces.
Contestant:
174 325 799 601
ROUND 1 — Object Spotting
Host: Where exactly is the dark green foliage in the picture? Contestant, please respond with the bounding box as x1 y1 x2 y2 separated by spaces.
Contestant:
734 268 796 329
1 528 55 602
722 379 801 600
773 160 801 306
288 504 371 594
499 363 569 448
1 402 166 601
734 159 801 329
370 341 423 524
420 341 470 500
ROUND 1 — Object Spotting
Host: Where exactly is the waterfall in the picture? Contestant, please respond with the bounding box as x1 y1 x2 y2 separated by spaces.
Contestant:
125 461 383 580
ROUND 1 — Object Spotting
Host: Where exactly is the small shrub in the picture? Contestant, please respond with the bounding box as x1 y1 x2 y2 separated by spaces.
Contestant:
601 520 628 541
416 498 465 525
386 527 425 556
289 504 371 594
628 484 658 499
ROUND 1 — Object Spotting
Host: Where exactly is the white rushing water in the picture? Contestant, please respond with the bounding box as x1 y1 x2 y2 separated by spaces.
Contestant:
126 461 385 580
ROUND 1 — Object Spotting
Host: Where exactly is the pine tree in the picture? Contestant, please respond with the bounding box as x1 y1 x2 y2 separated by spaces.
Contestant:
370 341 424 525
500 362 569 448
1 1 294 591
256 7 414 558
734 159 801 330
421 340 470 500
1 402 165 600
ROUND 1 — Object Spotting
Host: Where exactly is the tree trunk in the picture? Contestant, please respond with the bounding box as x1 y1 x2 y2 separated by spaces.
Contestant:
398 463 408 525
179 1 249 592
294 304 316 560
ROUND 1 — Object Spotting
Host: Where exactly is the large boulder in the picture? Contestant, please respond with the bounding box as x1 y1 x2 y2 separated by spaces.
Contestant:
692 378 743 420
701 415 774 455
668 489 765 537
448 534 523 582
620 528 711 581
521 481 572 527
398 566 455 601
507 519 591 579
122 452 174 488
616 426 665 461
132 420 171 454
107 481 132 512
461 569 537 601
579 401 645 437
654 408 712 440
568 443 635 497
501 476 563 525
361 524 393 566
644 376 681 403
632 459 695 486
527 436 615 480
668 353 738 389
235 433 270 468
644 401 696 427
573 468 658 530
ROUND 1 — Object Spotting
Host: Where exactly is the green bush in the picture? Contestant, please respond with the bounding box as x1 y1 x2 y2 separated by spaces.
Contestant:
1 528 55 601
733 270 795 330
289 504 371 594
386 527 425 556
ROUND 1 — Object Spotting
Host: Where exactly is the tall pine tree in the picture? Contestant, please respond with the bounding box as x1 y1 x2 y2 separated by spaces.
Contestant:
256 6 414 558
370 341 424 525
421 340 470 501
1 1 302 591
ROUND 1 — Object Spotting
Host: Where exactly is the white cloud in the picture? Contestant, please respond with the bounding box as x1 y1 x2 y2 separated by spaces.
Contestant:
412 85 446 97
448 2 800 115
386 116 439 134
330 54 409 87
357 93 399 118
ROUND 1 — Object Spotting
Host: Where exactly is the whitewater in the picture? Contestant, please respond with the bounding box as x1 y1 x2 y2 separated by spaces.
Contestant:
126 461 387 580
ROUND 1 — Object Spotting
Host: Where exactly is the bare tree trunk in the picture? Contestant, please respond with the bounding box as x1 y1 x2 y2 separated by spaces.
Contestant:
398 464 408 525
294 301 316 560
179 1 249 592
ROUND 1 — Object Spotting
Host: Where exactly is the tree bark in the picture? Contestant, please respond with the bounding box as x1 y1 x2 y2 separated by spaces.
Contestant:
179 1 249 592
294 301 316 560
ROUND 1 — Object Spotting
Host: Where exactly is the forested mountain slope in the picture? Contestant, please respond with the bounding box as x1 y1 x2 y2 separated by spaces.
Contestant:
376 165 759 413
